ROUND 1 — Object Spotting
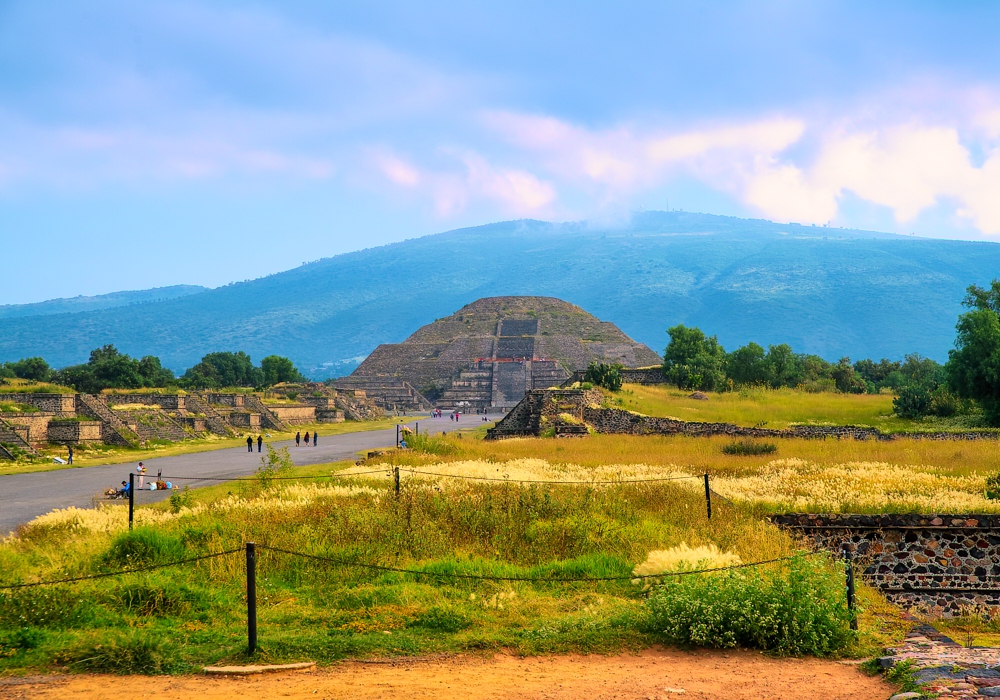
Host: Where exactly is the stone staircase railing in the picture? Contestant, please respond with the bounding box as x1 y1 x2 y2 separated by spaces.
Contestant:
243 395 287 431
184 396 231 436
0 416 40 458
76 394 138 447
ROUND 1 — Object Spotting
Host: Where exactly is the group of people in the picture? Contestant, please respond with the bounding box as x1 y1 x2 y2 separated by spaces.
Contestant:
295 430 317 447
114 461 169 497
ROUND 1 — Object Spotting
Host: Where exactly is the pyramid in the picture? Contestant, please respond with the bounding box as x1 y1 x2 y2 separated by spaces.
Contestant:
336 297 661 409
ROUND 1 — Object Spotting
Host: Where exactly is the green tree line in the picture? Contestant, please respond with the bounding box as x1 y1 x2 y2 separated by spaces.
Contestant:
0 346 306 392
662 279 1000 424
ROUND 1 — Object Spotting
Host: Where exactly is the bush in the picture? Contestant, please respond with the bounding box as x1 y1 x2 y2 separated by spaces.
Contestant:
721 440 778 456
893 385 932 419
644 554 854 656
103 528 187 569
410 605 470 632
584 362 624 392
64 632 175 674
986 471 1000 501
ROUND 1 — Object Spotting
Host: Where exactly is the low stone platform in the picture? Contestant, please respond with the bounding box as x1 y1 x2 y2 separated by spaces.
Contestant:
885 623 1000 697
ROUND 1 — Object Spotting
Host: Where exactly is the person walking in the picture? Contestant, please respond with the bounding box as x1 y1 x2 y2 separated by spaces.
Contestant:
313 430 318 446
246 435 253 453
304 430 310 446
295 431 301 447
257 435 263 453
137 462 146 488
67 445 73 465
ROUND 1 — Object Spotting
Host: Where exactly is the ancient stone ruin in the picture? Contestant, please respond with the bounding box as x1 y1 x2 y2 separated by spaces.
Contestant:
336 296 661 411
0 382 382 459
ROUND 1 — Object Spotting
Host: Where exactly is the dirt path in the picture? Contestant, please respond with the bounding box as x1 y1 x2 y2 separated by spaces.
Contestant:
0 649 893 700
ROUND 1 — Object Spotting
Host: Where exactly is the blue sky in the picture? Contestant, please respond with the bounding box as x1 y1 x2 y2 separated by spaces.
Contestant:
4 1 1000 304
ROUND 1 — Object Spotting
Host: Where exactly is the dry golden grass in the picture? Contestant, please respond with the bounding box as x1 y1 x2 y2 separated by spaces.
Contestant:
610 384 979 433
419 432 1000 479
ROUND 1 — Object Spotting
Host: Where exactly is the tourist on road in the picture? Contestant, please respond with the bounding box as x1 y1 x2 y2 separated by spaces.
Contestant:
295 431 301 447
313 431 318 446
67 446 73 465
304 430 310 445
246 435 253 452
257 435 263 453
137 462 146 488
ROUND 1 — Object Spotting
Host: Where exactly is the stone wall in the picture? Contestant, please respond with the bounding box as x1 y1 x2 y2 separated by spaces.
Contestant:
773 513 1000 616
104 394 186 410
2 413 54 442
0 394 76 413
268 404 316 424
227 411 260 429
47 420 103 444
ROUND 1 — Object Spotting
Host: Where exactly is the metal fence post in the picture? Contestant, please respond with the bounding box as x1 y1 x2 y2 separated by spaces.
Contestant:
703 473 712 520
394 466 400 496
246 542 257 655
396 424 399 448
843 545 857 631
128 472 134 530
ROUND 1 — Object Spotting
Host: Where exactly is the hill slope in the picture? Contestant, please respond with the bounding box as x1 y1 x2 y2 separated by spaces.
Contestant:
1 211 996 376
0 285 208 320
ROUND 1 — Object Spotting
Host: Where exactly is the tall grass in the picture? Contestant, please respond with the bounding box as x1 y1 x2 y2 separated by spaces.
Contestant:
0 471 815 672
611 384 988 434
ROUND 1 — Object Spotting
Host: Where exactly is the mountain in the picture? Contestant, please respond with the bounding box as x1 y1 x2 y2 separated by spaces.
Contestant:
1 211 997 377
0 285 208 320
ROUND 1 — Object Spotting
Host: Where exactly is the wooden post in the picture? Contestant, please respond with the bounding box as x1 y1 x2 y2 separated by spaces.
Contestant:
395 424 399 448
394 466 400 496
128 472 134 530
843 546 857 631
246 542 257 655
703 473 712 520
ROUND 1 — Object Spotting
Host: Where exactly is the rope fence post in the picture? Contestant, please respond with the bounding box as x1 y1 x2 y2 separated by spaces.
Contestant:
395 424 399 448
246 541 257 655
703 473 712 520
394 467 400 496
128 472 134 530
843 545 857 631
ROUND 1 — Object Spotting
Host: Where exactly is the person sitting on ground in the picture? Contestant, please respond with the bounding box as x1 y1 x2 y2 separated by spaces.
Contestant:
120 480 130 498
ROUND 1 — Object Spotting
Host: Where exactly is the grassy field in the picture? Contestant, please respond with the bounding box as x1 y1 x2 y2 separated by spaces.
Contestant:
0 417 407 477
0 441 906 674
612 384 991 433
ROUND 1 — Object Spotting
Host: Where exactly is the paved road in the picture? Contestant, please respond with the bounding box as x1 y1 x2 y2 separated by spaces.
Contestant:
0 413 491 535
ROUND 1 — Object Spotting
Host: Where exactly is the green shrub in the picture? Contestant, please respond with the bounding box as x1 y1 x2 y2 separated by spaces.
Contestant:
410 605 471 632
65 632 175 674
108 582 201 617
721 440 778 456
644 554 853 656
0 626 46 655
893 385 932 419
986 472 1000 501
103 528 186 569
0 588 95 628
168 485 194 514
584 362 624 392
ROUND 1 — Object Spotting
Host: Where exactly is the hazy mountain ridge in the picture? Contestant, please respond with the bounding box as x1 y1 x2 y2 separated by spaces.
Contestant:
0 212 995 377
0 285 209 319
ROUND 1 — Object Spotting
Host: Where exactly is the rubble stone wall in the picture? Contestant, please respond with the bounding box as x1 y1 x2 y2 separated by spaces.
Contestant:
773 513 1000 616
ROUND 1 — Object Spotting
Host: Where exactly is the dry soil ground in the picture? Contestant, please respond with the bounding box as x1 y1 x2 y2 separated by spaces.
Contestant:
0 649 893 700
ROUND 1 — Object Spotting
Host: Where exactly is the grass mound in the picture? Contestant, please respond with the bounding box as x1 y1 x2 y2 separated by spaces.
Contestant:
722 440 778 456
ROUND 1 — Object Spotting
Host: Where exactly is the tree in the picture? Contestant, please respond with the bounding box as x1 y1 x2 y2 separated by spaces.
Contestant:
853 358 901 389
831 357 867 394
726 343 768 386
3 357 52 382
260 355 306 386
763 344 803 388
947 282 1000 424
663 325 727 391
181 351 263 388
584 361 623 391
54 345 175 392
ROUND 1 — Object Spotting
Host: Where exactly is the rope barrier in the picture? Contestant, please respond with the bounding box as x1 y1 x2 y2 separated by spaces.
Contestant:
260 544 817 583
391 469 704 485
0 548 241 590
